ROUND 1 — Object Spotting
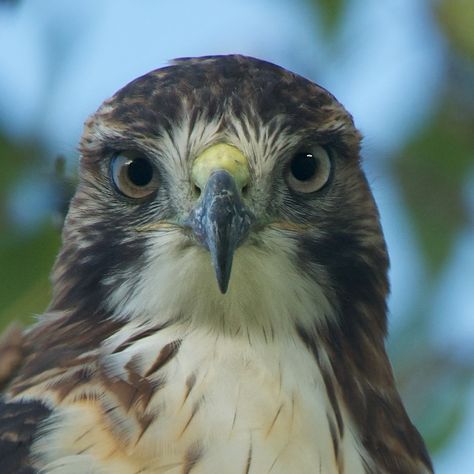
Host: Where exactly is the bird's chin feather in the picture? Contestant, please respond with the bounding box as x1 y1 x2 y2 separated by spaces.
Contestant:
104 227 335 339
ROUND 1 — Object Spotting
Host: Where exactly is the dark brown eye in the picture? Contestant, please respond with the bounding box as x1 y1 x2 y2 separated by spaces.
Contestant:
286 146 331 193
111 152 159 199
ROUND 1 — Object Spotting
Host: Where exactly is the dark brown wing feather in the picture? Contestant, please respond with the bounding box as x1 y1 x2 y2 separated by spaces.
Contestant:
0 323 48 473
0 398 51 474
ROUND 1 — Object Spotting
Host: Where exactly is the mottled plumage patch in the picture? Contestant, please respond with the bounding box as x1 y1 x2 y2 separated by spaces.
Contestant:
0 398 51 473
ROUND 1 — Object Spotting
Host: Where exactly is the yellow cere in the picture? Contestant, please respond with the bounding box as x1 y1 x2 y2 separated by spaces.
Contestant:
191 143 250 191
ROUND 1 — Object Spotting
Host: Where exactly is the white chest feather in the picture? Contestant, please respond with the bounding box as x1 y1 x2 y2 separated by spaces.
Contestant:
32 327 367 474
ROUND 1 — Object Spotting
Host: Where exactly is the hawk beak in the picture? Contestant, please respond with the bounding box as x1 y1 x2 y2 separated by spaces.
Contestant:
188 144 253 294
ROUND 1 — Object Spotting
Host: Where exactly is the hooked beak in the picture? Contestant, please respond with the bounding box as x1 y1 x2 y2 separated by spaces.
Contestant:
187 144 253 294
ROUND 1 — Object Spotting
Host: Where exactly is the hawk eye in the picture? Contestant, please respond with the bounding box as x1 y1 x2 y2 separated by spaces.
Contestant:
111 152 159 199
286 146 331 193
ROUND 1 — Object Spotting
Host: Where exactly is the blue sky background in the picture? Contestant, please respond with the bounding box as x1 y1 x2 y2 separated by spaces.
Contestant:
0 0 473 471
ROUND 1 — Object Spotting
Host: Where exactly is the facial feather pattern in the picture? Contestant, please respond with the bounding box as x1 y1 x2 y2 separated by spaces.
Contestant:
0 55 432 474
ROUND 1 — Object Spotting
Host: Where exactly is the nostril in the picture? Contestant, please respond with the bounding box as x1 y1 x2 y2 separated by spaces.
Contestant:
241 184 249 195
193 184 201 197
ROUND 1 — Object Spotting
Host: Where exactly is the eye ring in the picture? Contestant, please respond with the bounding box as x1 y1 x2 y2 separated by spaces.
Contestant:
286 146 332 194
110 152 159 200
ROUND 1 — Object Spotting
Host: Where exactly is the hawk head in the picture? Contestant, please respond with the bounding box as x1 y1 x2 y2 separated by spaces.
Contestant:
51 55 386 336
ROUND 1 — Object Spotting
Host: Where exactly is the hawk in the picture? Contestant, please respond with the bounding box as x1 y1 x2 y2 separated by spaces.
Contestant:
0 55 432 473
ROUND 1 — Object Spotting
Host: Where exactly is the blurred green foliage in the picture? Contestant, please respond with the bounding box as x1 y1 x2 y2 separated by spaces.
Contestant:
0 137 62 331
312 0 346 35
0 222 60 330
0 0 473 461
395 98 474 275
437 0 474 59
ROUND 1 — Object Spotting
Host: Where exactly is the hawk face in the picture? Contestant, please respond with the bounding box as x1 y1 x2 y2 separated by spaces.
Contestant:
52 55 387 340
1 55 432 474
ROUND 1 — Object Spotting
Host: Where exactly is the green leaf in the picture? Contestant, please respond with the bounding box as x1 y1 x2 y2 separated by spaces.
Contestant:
0 223 61 331
437 0 474 59
393 102 474 275
309 0 346 35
